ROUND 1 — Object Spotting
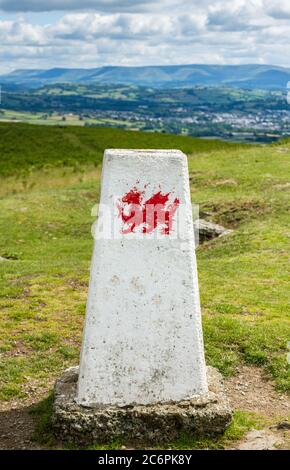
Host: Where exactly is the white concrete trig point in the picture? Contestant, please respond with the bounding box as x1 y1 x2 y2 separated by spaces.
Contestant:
77 149 207 406
52 149 232 445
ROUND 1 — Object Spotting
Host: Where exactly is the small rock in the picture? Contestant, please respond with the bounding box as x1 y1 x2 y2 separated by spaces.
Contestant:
277 421 290 430
194 219 233 244
232 430 282 450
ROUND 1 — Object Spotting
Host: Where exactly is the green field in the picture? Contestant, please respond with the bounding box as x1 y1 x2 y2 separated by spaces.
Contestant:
0 110 138 131
0 123 289 448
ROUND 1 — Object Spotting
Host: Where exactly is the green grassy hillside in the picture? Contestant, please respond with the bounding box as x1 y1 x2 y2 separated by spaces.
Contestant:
0 124 289 441
0 122 238 178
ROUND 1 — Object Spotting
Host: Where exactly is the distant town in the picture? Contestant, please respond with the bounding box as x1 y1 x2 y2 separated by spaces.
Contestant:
0 82 289 143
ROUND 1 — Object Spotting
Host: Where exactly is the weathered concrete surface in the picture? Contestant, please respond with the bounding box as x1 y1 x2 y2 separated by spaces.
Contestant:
77 150 208 407
52 366 232 446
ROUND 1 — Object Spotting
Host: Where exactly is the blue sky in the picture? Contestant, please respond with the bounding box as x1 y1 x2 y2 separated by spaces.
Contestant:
0 0 290 73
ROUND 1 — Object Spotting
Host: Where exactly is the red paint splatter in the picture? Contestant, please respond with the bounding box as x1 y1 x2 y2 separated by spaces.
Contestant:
117 185 180 235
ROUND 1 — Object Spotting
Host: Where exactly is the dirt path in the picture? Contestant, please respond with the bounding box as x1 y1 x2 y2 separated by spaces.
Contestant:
225 365 289 418
0 406 46 450
225 365 290 450
0 385 52 450
0 365 289 450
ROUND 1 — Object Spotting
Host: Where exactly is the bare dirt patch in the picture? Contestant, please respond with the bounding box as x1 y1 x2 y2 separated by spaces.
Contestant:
0 378 57 450
274 182 290 190
0 406 46 450
201 200 270 228
225 365 289 418
214 179 238 186
225 365 290 450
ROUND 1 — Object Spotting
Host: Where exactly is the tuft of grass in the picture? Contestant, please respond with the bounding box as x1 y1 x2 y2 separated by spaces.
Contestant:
0 384 25 400
24 332 60 351
203 315 289 389
222 411 265 442
87 440 125 451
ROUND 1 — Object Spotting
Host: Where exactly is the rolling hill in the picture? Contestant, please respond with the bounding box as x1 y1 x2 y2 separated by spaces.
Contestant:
1 64 290 90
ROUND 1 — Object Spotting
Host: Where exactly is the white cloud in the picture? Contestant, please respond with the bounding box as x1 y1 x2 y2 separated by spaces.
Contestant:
207 0 268 31
264 0 290 19
0 18 45 45
0 0 152 13
0 1 290 74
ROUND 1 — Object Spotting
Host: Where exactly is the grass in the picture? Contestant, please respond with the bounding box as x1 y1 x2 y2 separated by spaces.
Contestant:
0 109 133 130
0 121 240 178
30 393 55 446
0 123 289 447
188 143 290 391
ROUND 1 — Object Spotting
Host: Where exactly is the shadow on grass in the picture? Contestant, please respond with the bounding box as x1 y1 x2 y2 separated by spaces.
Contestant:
0 394 56 450
29 392 56 447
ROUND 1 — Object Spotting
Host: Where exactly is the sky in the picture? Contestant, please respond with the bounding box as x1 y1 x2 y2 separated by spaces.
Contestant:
0 0 290 74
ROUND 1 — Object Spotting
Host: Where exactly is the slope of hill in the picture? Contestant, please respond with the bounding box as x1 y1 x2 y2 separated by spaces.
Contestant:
0 122 238 177
1 64 290 90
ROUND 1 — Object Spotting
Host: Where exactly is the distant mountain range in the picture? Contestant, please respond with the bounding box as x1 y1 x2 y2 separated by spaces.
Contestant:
1 64 290 90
